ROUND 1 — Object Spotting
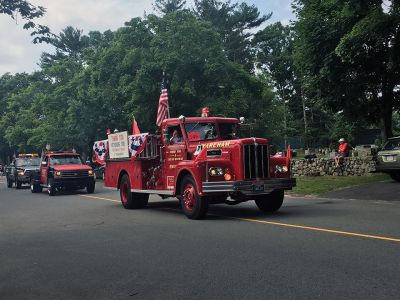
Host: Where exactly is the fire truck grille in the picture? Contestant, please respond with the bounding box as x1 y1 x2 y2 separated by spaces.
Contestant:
243 144 269 179
61 170 89 177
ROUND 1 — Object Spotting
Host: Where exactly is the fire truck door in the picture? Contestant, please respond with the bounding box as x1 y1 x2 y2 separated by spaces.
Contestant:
164 143 186 190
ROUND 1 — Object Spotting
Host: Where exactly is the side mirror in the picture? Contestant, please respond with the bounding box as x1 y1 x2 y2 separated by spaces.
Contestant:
41 161 47 167
163 128 170 145
85 160 91 166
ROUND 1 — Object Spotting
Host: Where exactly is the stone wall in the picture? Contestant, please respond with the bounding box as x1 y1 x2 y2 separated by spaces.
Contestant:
291 157 376 176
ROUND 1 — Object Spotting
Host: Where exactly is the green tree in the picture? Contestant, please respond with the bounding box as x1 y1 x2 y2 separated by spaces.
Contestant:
293 0 400 142
194 0 270 71
153 0 187 14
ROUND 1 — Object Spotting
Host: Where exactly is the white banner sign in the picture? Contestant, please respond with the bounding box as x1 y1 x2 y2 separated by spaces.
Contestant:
108 131 129 159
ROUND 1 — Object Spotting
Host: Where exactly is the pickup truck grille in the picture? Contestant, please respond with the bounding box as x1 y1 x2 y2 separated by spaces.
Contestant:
243 144 269 179
60 170 89 177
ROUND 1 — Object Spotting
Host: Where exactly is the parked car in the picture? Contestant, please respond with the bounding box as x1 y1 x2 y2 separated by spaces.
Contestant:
375 136 400 182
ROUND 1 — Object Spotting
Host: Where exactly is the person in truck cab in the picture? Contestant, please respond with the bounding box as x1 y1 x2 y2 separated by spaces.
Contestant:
170 129 182 144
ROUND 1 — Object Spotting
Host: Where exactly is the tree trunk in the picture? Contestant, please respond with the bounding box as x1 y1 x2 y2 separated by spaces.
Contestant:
379 83 394 143
301 87 308 148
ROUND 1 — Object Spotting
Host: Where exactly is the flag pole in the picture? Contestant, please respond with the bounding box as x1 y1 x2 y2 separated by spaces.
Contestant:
163 70 170 118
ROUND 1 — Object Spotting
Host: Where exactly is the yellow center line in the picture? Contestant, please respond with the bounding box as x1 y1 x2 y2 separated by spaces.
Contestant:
80 195 400 243
217 215 400 243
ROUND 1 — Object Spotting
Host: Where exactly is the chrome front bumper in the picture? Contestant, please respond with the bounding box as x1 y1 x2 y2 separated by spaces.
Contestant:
202 178 296 195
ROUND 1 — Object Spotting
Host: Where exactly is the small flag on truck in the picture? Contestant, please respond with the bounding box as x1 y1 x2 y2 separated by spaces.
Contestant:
132 116 140 135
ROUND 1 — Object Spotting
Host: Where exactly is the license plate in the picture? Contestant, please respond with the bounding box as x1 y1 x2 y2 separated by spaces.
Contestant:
384 155 396 162
253 183 264 192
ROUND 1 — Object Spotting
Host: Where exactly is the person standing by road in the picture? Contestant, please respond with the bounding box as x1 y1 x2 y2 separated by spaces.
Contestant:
335 138 349 166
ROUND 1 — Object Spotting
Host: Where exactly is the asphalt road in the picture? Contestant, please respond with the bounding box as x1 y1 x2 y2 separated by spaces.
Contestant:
322 180 400 201
1 177 399 300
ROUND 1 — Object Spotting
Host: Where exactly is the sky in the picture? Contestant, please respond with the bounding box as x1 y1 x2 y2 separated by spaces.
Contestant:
0 0 294 75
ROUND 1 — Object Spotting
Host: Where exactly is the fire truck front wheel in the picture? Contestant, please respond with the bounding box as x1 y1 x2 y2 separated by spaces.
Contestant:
119 174 148 209
180 175 208 220
254 190 284 212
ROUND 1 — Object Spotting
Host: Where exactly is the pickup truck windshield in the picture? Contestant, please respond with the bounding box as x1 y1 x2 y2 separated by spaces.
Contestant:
16 158 40 167
50 155 83 165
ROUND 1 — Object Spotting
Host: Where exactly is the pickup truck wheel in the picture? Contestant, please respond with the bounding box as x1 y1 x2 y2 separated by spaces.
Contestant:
16 180 22 189
120 174 148 209
86 181 95 194
7 177 13 188
30 179 42 193
180 175 208 219
254 190 284 213
47 179 56 196
389 173 400 182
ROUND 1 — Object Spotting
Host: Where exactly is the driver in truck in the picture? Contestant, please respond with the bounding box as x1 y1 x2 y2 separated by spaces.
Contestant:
170 129 182 144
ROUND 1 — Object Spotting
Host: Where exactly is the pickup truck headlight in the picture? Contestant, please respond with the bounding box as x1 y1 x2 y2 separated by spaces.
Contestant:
209 167 223 176
17 171 24 176
88 170 94 176
55 171 62 176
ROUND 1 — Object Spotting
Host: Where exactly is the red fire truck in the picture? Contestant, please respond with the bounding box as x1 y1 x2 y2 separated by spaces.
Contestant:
104 115 296 219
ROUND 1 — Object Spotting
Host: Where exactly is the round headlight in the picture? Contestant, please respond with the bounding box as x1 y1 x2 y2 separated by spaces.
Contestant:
55 171 61 176
209 167 223 176
88 170 94 175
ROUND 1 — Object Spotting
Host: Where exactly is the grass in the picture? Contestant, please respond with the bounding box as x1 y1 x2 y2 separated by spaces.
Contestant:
288 173 391 196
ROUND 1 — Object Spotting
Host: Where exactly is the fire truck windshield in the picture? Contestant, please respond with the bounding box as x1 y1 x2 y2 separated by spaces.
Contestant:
50 155 83 165
185 123 217 141
219 123 240 140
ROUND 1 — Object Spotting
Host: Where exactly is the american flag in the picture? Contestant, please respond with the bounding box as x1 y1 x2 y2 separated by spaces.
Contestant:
156 76 169 126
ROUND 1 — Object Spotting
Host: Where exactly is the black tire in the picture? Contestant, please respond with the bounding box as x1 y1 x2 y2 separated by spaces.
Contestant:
86 181 95 194
30 178 42 193
119 174 148 209
179 175 208 219
389 173 400 182
7 176 12 188
47 179 56 196
16 180 22 189
254 190 284 213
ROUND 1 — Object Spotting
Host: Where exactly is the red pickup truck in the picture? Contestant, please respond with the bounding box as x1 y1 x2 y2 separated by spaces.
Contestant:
30 151 95 196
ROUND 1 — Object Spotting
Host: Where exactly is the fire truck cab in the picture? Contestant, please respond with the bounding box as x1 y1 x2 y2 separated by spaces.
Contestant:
104 115 296 219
